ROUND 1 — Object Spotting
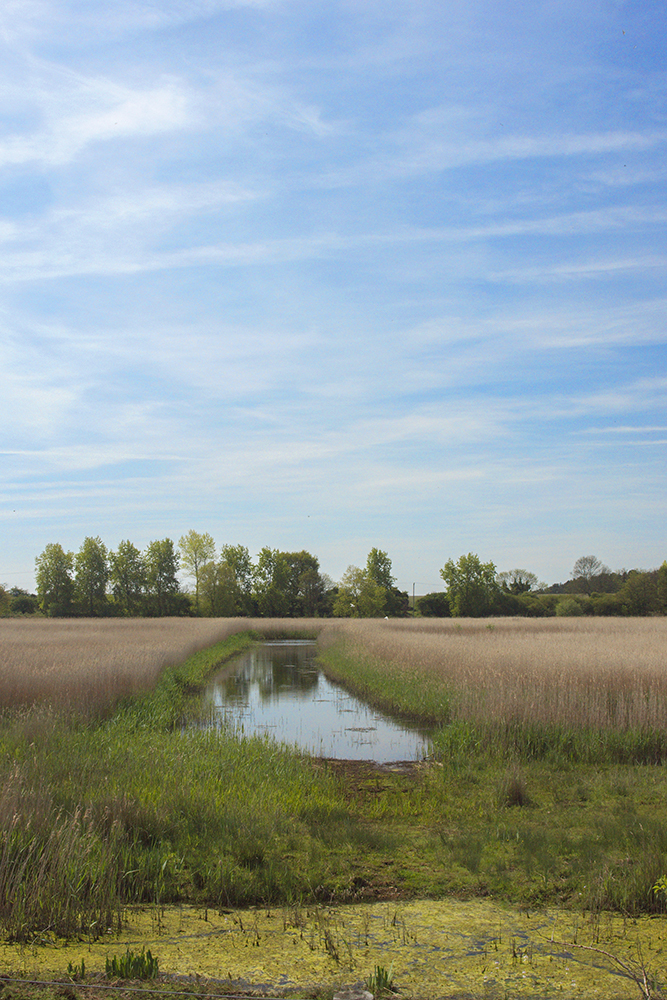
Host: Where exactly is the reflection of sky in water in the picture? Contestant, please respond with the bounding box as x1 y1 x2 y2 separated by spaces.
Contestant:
202 641 432 763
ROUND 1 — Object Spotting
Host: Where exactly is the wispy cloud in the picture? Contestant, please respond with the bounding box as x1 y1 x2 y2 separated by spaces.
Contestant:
1 0 666 589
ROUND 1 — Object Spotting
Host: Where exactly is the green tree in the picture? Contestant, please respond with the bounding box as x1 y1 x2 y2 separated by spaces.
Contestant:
280 550 324 616
35 543 74 616
619 570 658 616
364 547 408 616
416 592 450 617
439 553 499 617
219 544 255 615
497 569 540 594
657 561 667 615
0 585 10 616
333 565 387 618
298 566 326 616
179 530 215 615
74 536 109 616
555 596 584 617
252 547 290 617
109 540 146 616
366 548 395 591
9 588 39 614
144 539 181 616
199 560 240 617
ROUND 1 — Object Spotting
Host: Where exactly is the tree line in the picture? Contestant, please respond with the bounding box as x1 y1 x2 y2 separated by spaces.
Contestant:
5 534 409 619
428 552 667 618
2 537 666 618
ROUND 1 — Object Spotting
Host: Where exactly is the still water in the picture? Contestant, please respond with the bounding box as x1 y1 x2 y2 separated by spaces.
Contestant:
201 641 432 763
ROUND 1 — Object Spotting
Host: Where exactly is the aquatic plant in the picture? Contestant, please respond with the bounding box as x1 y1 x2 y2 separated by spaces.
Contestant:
366 962 396 995
105 947 159 979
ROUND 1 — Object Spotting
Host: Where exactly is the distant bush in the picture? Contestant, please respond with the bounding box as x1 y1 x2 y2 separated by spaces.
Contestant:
416 592 450 617
555 597 584 617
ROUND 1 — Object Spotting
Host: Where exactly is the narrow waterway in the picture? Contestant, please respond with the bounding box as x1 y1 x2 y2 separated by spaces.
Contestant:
199 640 432 763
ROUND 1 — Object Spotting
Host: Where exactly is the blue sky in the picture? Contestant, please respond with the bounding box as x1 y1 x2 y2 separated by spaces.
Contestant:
2 0 666 594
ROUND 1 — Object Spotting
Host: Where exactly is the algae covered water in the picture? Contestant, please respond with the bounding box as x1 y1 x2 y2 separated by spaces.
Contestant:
10 900 665 999
200 640 432 762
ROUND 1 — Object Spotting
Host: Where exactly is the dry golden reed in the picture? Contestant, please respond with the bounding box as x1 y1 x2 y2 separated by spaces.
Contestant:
2 616 666 733
0 618 252 713
316 617 667 732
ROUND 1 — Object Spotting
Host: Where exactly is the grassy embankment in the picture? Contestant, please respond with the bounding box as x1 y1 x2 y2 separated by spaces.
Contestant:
1 617 667 944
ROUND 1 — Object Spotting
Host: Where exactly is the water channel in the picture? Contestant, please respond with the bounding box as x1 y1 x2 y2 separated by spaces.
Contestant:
200 640 432 763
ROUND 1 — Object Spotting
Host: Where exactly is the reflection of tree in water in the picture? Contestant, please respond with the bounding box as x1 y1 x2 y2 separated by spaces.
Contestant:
218 643 318 704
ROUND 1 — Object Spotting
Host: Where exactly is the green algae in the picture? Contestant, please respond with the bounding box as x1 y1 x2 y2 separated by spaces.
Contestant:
2 900 665 999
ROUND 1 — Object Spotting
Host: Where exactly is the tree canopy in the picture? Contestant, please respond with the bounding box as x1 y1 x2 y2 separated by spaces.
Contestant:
440 553 499 617
179 531 215 615
19 538 667 620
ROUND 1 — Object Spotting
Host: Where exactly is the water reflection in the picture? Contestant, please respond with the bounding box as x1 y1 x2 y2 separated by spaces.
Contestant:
201 641 432 763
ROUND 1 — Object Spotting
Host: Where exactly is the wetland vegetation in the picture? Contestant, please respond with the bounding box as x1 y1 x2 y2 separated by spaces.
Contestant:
0 615 666 954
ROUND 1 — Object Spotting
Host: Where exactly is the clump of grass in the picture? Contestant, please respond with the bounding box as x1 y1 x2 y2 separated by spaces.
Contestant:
366 962 397 995
498 768 530 808
106 947 159 979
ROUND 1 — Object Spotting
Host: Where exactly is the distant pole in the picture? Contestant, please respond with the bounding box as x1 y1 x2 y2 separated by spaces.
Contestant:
413 582 416 611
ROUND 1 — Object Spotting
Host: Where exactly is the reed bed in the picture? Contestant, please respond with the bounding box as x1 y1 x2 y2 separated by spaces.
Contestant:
0 618 259 714
316 616 667 733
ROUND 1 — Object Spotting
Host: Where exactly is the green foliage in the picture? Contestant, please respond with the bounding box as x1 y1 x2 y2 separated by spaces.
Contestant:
366 962 396 995
67 958 86 980
366 548 395 591
8 588 39 614
440 553 499 617
555 596 584 616
74 536 109 616
416 592 450 617
109 540 147 616
199 559 240 616
35 542 74 616
620 569 659 616
253 547 290 616
252 548 328 617
513 593 548 617
178 531 215 615
333 565 387 618
497 568 540 594
653 875 667 903
106 947 159 979
658 561 667 614
219 544 255 614
144 538 181 616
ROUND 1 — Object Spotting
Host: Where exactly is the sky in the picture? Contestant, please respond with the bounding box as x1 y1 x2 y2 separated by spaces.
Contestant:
1 0 666 595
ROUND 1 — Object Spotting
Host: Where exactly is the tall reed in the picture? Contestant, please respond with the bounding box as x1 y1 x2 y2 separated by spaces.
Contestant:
316 618 667 763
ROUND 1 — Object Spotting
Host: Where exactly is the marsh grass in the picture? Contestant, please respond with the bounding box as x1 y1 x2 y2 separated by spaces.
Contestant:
317 617 667 764
0 619 261 716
